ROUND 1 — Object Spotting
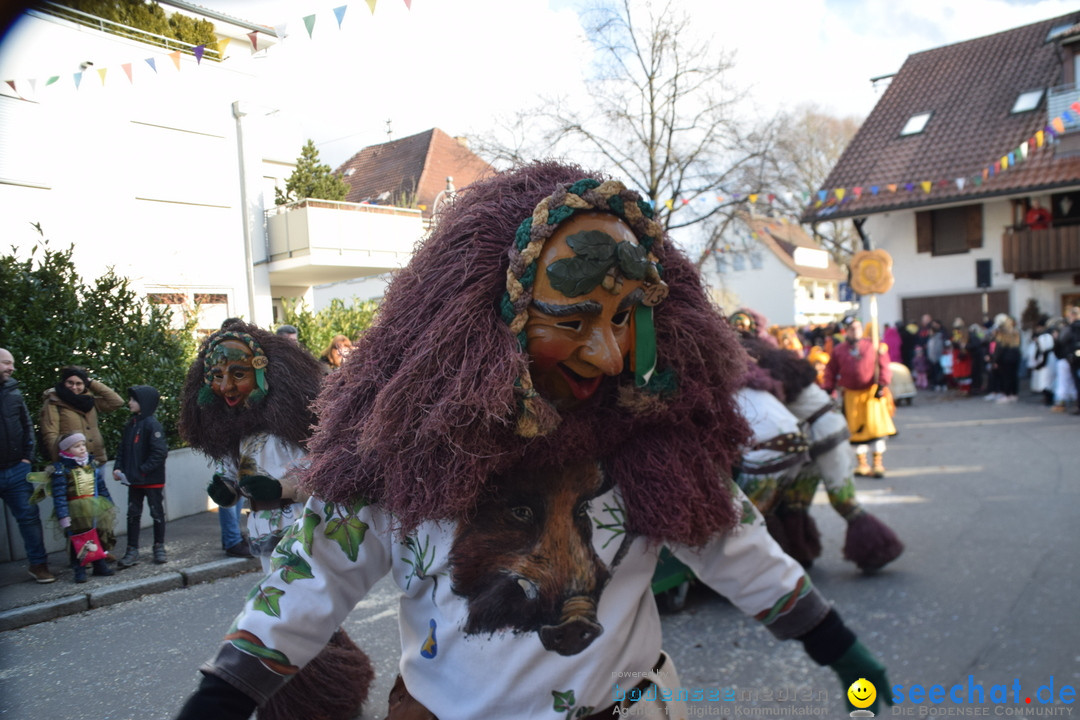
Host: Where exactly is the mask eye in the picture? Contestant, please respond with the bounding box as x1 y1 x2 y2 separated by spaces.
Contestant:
555 320 582 331
612 310 631 327
511 506 534 522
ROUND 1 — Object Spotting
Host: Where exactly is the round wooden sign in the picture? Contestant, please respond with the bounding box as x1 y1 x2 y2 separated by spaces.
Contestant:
849 248 894 295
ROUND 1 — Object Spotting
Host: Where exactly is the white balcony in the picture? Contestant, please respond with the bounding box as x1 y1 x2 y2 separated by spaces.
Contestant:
265 199 424 294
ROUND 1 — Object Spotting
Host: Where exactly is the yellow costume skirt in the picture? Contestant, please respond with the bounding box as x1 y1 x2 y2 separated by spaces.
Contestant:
842 386 897 444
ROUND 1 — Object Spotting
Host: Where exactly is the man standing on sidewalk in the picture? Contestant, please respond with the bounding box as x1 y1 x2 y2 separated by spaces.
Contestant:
0 348 55 583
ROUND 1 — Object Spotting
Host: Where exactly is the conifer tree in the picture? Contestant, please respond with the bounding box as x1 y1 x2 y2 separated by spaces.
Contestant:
275 140 350 206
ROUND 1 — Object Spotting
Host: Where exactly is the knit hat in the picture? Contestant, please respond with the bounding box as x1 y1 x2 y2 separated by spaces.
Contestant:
58 433 87 452
60 366 90 385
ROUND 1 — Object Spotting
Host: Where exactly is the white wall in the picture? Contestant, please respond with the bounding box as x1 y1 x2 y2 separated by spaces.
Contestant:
0 10 283 327
701 249 797 324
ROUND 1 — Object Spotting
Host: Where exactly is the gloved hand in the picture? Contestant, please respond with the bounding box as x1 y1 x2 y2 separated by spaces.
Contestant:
830 640 892 713
59 516 72 529
874 385 887 399
175 673 256 720
207 474 238 506
239 474 282 502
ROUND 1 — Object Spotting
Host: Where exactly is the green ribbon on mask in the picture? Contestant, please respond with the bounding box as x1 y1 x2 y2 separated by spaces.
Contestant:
634 304 657 388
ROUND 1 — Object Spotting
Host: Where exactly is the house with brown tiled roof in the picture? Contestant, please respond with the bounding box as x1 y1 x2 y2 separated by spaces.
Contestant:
802 12 1080 327
700 212 853 326
335 127 493 220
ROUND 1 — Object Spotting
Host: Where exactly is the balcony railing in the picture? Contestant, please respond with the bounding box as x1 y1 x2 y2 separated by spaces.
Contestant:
1048 83 1080 133
1001 225 1080 275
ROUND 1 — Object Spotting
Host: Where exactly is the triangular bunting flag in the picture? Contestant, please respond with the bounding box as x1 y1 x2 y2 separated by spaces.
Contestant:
1052 117 1065 134
97 67 107 85
404 0 412 7
218 37 231 55
853 186 862 199
304 14 316 38
887 184 897 193
145 57 157 73
904 182 914 192
835 188 845 201
194 45 206 64
27 79 35 93
664 199 673 210
366 0 377 13
974 175 983 186
5 80 15 95
921 181 932 194
169 51 182 70
247 31 260 52
334 5 348 28
1018 143 1028 160
122 63 133 83
274 24 288 40
748 194 758 204
1001 155 1009 170
767 194 775 203
46 76 59 86
817 190 827 202
74 72 82 89
956 178 966 190
870 185 879 196
1072 101 1080 115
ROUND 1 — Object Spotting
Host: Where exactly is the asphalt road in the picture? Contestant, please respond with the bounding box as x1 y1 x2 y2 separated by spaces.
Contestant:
1 392 1077 719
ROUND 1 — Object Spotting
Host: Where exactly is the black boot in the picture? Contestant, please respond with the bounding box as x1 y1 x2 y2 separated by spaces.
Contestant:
152 543 167 564
118 547 139 568
92 559 114 577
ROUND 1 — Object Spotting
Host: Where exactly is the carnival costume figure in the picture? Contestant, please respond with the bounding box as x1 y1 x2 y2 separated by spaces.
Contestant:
176 162 892 720
178 320 373 720
733 310 903 572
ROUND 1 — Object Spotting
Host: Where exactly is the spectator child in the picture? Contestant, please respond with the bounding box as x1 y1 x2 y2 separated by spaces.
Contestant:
51 433 116 583
113 386 169 567
912 346 930 389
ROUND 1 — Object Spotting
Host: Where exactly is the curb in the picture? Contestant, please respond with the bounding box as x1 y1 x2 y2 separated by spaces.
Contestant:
0 558 257 632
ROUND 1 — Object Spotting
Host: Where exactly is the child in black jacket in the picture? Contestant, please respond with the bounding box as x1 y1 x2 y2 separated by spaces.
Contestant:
113 385 168 566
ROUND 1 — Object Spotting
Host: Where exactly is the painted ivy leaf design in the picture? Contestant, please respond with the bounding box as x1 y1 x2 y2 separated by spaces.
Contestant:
574 708 595 718
740 498 757 525
616 240 649 279
566 230 616 262
299 507 322 556
552 689 576 713
324 500 369 562
252 585 286 618
593 499 627 550
546 256 610 298
270 544 314 583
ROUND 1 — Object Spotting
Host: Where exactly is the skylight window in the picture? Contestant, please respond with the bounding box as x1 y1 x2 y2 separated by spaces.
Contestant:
1046 23 1075 42
900 112 931 136
1011 89 1043 113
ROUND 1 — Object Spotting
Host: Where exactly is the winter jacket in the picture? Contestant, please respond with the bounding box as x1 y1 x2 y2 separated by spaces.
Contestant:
0 378 34 469
39 379 123 463
113 385 168 486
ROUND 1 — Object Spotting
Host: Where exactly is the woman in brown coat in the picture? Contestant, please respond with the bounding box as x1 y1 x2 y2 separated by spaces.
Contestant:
39 366 123 463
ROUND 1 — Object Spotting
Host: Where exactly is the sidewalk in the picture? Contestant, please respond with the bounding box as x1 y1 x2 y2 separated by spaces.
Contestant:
0 509 260 632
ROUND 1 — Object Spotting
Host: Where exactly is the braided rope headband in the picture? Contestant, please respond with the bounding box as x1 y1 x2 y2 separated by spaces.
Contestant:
500 178 670 436
197 331 269 406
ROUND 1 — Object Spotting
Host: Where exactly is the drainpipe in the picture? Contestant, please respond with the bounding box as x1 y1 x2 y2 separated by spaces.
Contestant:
853 217 872 251
232 101 259 325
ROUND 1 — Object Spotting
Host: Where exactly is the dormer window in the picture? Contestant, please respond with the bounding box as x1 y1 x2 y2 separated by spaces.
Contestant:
901 112 931 136
1011 89 1043 114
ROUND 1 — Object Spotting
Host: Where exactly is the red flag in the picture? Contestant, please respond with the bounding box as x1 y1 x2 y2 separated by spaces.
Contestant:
248 31 260 52
122 63 133 83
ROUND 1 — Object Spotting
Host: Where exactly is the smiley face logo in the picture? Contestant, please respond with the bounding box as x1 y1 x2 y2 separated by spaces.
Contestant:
847 678 877 709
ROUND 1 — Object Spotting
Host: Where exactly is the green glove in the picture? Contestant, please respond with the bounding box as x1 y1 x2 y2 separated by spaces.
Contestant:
207 474 238 507
831 640 892 714
239 474 282 502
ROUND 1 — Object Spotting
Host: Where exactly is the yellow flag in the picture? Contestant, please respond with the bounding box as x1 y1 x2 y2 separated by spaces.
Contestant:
1001 155 1009 170
218 37 232 55
1036 130 1045 148
835 188 845 201
748 194 758 204
665 199 673 210
97 67 108 85
366 0 377 13
921 181 932 194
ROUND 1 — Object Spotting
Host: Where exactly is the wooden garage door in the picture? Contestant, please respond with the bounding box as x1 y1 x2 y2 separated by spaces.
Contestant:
901 290 1010 327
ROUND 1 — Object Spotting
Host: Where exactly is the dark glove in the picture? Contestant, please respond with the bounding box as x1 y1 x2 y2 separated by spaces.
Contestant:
207 474 238 507
830 640 892 713
175 673 256 720
874 385 887 399
239 474 282 502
